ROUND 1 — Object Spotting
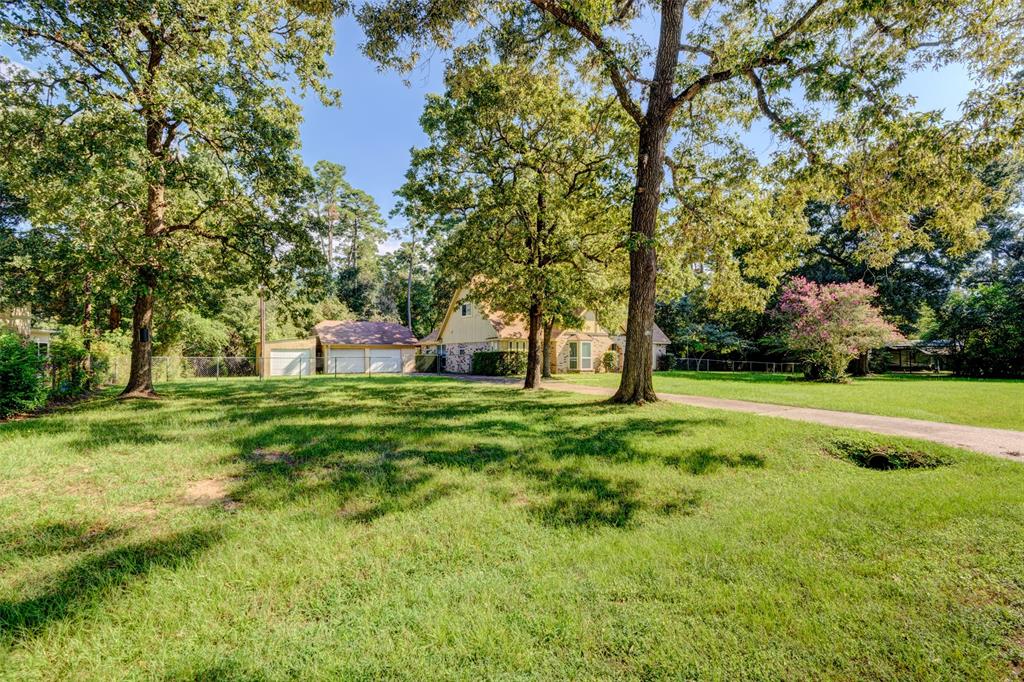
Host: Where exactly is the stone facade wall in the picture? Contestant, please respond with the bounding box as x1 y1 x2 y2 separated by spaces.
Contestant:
552 334 615 374
443 342 493 374
609 334 670 370
440 336 666 375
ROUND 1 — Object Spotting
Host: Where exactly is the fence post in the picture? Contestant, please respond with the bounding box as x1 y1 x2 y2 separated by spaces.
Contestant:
216 357 220 380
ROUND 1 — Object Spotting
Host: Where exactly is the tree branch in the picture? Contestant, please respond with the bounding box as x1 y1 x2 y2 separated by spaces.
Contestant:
745 68 817 163
163 199 232 235
669 0 828 110
527 0 644 125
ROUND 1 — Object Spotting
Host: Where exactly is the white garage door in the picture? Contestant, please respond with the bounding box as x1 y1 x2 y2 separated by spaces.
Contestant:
270 349 311 376
369 349 402 373
327 349 365 374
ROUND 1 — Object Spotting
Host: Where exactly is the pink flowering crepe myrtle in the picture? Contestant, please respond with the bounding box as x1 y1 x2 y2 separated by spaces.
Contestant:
775 276 904 381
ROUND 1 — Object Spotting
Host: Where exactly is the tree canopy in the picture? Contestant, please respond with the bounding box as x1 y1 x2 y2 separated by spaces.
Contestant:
399 58 631 387
358 0 1024 402
0 0 342 396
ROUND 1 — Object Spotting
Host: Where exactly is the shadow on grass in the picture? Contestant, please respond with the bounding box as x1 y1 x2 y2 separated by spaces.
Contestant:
202 378 745 529
0 521 125 563
0 377 761 532
0 527 220 644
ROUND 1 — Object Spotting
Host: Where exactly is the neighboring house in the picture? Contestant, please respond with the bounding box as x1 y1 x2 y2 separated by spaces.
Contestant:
420 288 670 374
881 340 950 372
257 320 419 377
0 306 56 355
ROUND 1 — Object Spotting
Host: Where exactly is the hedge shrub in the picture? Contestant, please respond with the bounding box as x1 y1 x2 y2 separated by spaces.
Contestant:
49 326 92 399
657 352 677 371
601 350 618 372
471 350 528 376
0 331 47 418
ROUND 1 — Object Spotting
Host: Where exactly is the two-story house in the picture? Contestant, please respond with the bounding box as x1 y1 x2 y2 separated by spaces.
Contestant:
0 306 55 355
420 288 669 374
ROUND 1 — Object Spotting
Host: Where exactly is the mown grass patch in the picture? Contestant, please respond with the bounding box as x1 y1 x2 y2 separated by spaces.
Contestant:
563 370 1024 429
0 376 1022 680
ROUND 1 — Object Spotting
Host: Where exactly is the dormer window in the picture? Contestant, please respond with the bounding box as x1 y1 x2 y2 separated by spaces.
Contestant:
460 302 471 317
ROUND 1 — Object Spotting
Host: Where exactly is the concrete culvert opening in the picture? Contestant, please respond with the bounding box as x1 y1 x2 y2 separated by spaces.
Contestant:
865 453 892 470
827 438 948 470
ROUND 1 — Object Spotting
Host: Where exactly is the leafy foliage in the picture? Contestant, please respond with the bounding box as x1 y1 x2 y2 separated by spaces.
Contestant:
933 283 1024 378
48 327 91 400
0 331 46 417
471 350 528 376
601 350 618 372
0 0 341 394
399 58 630 386
774 277 902 382
359 0 1024 402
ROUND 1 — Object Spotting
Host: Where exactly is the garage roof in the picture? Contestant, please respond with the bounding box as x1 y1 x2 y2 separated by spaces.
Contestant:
314 320 419 346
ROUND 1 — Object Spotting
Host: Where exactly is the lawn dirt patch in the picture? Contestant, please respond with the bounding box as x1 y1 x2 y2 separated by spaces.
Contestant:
250 448 295 466
183 477 242 510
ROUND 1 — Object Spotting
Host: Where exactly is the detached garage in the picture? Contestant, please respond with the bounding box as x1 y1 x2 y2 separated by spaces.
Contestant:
314 320 419 375
257 337 317 377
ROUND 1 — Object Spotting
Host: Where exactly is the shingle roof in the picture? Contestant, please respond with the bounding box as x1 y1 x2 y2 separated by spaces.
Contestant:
485 311 529 339
420 328 440 343
314 320 419 346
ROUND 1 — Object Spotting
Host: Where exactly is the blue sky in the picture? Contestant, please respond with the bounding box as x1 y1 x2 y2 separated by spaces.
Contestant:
2 13 976 250
296 16 445 247
300 15 975 249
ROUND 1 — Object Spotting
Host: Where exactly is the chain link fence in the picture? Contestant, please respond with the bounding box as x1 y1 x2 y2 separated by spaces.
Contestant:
665 357 800 373
97 354 800 385
104 356 422 383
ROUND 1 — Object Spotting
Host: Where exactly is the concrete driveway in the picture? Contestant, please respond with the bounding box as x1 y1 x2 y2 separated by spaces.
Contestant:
454 375 1024 461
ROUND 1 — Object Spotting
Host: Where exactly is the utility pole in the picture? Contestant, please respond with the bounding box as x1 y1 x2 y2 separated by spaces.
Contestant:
406 227 415 331
259 285 267 379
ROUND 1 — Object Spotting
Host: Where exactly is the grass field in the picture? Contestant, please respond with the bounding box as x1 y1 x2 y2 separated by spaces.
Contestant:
2 376 1023 680
561 371 1024 430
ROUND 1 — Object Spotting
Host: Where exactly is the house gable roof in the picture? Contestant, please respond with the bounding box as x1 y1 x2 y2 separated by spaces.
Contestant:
651 323 670 345
421 285 672 345
314 320 418 346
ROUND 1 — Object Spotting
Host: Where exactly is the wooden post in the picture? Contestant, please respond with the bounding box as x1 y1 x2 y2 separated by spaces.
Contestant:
259 288 267 379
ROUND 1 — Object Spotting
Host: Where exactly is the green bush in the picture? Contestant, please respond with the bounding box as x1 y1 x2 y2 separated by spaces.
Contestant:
0 331 47 418
90 329 131 385
49 326 91 399
934 283 1024 378
601 350 618 372
657 352 676 371
471 350 527 376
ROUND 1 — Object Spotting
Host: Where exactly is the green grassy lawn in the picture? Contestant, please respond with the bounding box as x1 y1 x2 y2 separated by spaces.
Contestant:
561 371 1024 430
2 376 1023 680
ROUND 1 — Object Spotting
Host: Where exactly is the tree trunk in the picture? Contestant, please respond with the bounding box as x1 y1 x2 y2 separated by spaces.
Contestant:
610 0 684 401
108 302 121 331
610 0 684 404
120 267 157 398
82 271 93 374
611 120 672 404
541 318 553 379
259 287 267 378
121 35 167 399
524 298 543 389
327 221 334 275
